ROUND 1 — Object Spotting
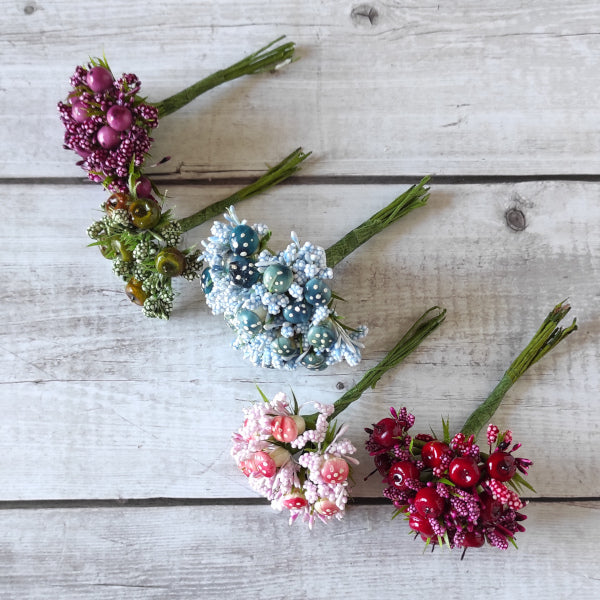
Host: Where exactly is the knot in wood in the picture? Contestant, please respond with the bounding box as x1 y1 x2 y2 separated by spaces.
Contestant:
351 4 379 26
336 381 345 390
505 207 526 231
24 4 35 14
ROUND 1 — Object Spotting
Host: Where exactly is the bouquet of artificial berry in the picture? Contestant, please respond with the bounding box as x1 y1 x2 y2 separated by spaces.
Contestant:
202 177 431 369
58 38 295 191
365 302 577 555
231 307 446 527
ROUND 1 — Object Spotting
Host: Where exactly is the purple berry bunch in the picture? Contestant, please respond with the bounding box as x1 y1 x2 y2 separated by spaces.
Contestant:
365 409 532 554
58 58 159 191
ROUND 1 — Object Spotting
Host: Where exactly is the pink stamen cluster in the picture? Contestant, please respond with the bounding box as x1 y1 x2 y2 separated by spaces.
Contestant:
58 61 159 192
365 408 532 552
231 392 357 527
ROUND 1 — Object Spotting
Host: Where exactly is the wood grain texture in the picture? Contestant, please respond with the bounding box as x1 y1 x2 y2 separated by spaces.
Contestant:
2 1 600 177
1 181 597 500
0 503 598 599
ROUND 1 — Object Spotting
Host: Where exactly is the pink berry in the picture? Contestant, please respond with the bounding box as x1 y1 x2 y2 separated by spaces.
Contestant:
388 460 420 490
282 493 308 510
371 417 404 448
448 456 481 488
414 487 445 518
135 177 153 198
271 415 304 443
106 105 134 132
314 498 340 516
86 66 114 92
487 451 517 482
253 451 276 477
239 457 255 477
97 125 121 149
320 457 349 484
71 101 89 123
408 514 435 537
421 440 450 468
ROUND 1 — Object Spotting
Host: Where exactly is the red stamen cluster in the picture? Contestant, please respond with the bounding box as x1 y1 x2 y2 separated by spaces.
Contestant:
365 408 532 553
58 61 159 192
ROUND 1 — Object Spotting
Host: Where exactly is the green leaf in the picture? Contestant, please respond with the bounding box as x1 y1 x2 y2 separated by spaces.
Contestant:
508 536 519 550
255 385 269 404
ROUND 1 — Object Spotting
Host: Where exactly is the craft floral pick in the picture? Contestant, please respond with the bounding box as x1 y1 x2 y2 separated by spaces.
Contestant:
58 37 295 192
87 148 309 319
364 301 577 556
201 176 431 370
231 307 446 527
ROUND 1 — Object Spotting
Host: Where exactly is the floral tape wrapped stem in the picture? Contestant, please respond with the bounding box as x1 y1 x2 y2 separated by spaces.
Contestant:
58 37 295 192
365 301 577 555
201 176 431 370
87 148 310 319
232 307 446 527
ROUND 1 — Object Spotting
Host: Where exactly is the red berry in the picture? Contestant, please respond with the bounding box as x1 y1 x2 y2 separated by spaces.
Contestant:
271 415 304 443
421 440 450 468
86 66 114 92
314 499 340 516
135 177 153 198
374 453 393 476
371 418 404 448
487 451 517 482
448 456 481 488
479 491 503 523
414 487 445 518
408 514 434 537
253 451 276 477
388 461 420 490
461 531 485 548
321 457 349 484
282 493 308 510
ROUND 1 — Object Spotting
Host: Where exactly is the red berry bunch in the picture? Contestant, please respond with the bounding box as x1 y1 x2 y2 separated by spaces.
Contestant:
58 60 159 192
365 409 532 553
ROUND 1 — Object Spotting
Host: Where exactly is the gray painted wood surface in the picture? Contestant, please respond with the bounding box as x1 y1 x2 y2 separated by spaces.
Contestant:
0 1 598 598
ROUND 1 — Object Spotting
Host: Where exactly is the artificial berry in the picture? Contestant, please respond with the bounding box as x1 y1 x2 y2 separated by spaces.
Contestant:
282 493 308 510
479 491 503 523
97 125 121 149
370 418 404 448
110 238 132 262
228 257 260 288
374 453 393 476
269 447 291 467
200 268 213 294
70 100 89 123
155 247 186 277
230 224 259 257
86 66 114 92
414 487 445 518
271 415 305 443
253 451 276 477
282 300 311 324
314 499 340 516
388 461 420 490
487 451 517 482
421 440 450 468
320 457 349 484
106 105 133 132
125 278 147 306
408 514 435 537
128 198 161 230
239 457 255 477
263 264 293 293
448 456 481 488
461 531 485 548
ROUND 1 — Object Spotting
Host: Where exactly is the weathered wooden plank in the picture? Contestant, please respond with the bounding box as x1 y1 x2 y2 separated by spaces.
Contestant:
2 1 600 177
0 181 597 500
0 503 598 599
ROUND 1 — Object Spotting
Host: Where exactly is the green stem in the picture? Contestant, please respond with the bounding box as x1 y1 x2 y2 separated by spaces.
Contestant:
154 37 296 118
176 148 310 233
461 301 577 439
303 307 446 429
325 176 430 268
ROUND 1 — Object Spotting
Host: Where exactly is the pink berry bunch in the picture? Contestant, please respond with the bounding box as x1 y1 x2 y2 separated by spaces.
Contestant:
58 58 159 191
231 391 358 527
365 408 532 554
